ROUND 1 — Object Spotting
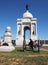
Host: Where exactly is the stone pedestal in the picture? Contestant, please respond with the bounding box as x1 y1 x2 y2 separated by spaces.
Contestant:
0 46 15 52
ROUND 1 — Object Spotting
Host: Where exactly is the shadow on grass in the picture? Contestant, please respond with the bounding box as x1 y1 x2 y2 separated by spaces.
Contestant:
26 49 40 53
16 49 40 53
16 49 24 52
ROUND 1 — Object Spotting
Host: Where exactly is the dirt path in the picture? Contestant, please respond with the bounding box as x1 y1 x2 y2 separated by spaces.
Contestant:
2 53 48 57
26 54 48 57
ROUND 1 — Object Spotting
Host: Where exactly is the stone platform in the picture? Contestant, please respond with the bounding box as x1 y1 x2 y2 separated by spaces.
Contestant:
42 44 48 49
0 46 15 52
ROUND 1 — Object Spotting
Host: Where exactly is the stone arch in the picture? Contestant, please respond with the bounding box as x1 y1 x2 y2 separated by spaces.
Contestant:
24 26 31 40
23 26 31 47
2 43 9 46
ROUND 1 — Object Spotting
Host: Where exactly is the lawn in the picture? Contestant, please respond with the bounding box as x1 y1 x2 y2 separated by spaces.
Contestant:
0 47 48 65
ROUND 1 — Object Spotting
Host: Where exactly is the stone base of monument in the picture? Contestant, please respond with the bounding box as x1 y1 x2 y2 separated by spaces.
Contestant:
0 46 15 52
42 44 48 49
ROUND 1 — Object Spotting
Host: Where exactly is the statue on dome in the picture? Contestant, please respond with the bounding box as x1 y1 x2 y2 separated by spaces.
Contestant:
26 4 29 10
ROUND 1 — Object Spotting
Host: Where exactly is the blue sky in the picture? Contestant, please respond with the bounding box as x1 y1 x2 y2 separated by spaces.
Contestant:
0 0 48 40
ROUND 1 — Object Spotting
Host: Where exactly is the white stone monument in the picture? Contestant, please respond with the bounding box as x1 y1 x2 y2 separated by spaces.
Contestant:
16 5 38 46
4 26 12 46
0 26 15 52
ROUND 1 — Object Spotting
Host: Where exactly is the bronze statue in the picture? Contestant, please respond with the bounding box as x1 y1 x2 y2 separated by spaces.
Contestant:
26 4 29 10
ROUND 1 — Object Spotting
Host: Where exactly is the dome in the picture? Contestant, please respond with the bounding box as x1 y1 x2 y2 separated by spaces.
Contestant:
23 10 33 18
6 26 11 32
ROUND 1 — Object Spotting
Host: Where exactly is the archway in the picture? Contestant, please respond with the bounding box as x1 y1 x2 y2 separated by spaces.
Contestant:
25 30 30 39
23 26 31 48
2 43 9 46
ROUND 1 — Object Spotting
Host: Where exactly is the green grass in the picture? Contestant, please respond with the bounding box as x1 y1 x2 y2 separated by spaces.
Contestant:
0 47 48 65
10 47 48 55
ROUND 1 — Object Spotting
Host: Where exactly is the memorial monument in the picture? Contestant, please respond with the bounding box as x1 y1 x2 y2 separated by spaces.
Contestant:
16 5 38 46
0 26 15 52
3 26 12 46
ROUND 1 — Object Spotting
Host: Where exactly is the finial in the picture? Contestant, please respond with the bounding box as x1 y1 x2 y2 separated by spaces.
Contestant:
26 4 29 10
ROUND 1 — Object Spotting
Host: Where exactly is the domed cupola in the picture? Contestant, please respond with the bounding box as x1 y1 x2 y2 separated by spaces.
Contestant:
6 26 11 32
4 26 12 37
23 4 33 18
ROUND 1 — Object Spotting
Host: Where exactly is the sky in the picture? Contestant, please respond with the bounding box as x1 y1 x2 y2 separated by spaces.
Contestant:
0 0 48 40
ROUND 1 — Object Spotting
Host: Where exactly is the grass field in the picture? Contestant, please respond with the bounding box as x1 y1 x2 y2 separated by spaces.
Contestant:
0 47 48 65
